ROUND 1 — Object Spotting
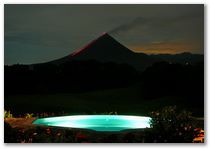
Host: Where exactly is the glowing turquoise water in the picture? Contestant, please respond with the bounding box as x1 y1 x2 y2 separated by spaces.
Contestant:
33 115 151 131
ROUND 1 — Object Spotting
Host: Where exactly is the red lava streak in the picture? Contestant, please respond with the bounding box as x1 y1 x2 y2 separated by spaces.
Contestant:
70 32 108 57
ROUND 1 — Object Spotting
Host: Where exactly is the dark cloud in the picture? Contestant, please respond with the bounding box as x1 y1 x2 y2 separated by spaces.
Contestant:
109 6 203 36
109 17 148 35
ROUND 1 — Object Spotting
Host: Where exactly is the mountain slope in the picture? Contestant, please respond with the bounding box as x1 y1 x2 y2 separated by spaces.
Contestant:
48 33 156 71
46 33 203 71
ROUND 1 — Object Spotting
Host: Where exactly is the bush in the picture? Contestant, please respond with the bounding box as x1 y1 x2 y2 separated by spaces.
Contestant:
25 113 34 118
4 110 13 118
144 106 196 143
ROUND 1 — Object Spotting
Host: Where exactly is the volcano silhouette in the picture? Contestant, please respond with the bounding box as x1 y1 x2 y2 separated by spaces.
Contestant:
50 32 154 71
48 33 203 71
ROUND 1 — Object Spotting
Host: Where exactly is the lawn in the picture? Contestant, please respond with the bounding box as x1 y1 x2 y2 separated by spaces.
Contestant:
4 85 204 117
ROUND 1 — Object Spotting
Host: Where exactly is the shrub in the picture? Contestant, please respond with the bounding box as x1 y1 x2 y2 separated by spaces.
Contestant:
25 113 34 118
145 106 196 143
4 110 13 118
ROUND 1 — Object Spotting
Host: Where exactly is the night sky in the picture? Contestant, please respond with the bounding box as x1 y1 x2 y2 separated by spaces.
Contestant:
4 4 204 65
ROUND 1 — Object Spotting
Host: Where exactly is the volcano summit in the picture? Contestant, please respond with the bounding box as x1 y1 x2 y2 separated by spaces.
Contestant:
49 33 155 71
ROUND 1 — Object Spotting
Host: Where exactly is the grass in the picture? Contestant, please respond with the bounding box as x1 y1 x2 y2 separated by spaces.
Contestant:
5 85 204 117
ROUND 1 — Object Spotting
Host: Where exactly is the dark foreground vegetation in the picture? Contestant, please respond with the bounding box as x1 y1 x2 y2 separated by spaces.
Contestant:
5 60 138 94
5 60 203 96
4 106 204 143
4 57 204 143
5 60 204 116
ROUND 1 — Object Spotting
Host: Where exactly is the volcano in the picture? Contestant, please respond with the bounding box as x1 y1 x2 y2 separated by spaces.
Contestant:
49 32 155 71
70 32 133 58
54 32 139 63
48 32 203 71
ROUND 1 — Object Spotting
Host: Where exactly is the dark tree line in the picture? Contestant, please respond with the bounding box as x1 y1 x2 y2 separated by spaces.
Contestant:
141 61 204 102
5 59 204 104
5 60 139 95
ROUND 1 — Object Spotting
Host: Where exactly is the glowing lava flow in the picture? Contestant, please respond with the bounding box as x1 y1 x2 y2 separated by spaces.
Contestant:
70 32 108 57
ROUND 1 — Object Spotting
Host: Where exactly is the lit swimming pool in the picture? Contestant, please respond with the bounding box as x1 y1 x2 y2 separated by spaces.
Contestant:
33 115 151 131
